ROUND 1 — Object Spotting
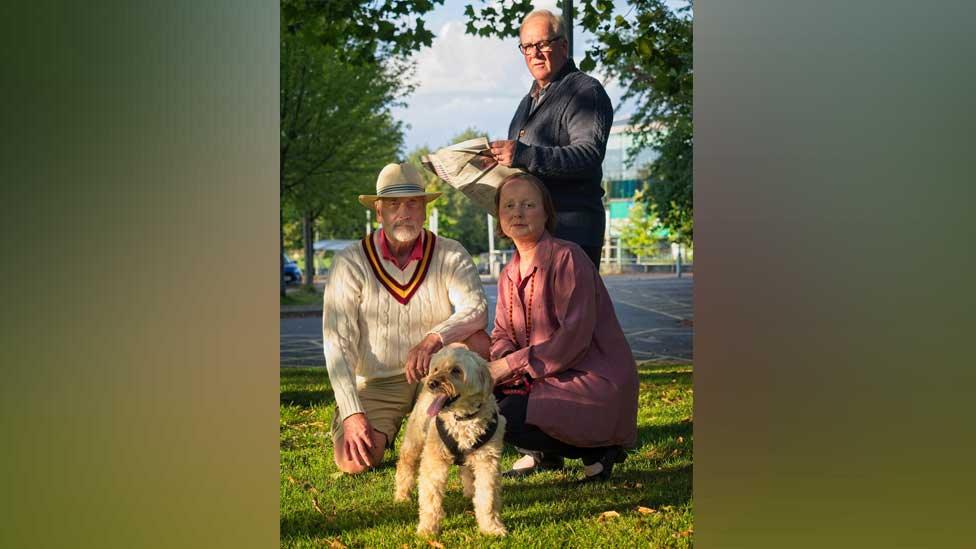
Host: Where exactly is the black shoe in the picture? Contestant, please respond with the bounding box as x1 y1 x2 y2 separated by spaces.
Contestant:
578 446 626 484
502 453 565 478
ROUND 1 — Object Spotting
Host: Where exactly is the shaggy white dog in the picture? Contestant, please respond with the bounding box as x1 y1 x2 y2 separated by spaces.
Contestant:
394 345 507 536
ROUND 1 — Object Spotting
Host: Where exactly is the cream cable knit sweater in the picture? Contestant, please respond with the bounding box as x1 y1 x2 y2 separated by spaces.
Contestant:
322 231 487 422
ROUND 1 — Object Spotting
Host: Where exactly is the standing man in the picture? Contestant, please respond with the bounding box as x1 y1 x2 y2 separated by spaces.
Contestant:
489 9 614 266
322 162 490 474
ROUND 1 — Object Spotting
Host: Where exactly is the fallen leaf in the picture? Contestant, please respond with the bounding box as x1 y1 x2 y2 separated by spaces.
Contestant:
287 476 298 485
597 510 621 522
678 528 693 537
677 436 684 443
328 540 347 549
427 541 445 548
637 506 657 515
310 495 327 516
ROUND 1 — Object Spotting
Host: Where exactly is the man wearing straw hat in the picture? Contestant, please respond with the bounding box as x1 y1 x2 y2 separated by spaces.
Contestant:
322 162 490 474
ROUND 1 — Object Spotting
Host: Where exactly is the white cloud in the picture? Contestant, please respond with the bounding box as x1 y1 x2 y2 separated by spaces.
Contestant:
394 20 531 152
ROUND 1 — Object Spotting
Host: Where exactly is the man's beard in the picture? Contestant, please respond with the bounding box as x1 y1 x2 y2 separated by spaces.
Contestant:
390 223 421 243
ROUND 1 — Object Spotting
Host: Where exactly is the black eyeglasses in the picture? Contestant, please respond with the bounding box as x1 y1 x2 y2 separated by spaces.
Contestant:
518 36 563 55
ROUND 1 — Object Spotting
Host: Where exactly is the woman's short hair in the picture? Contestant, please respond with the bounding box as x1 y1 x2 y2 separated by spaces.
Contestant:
494 173 558 236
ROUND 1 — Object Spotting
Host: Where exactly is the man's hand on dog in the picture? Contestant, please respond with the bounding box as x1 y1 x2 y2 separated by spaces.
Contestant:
405 333 444 384
342 413 376 468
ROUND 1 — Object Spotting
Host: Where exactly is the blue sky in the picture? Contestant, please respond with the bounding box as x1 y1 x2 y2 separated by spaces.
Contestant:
391 0 643 154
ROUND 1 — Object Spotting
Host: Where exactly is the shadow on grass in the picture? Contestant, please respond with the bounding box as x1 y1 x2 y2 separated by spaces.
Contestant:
280 504 418 541
636 420 693 449
280 368 335 407
506 462 692 508
280 462 692 542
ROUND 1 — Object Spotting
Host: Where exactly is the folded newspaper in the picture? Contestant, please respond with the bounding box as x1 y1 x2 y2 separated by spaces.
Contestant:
421 136 525 215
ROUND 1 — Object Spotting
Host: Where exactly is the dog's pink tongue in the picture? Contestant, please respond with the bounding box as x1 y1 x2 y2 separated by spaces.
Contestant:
427 395 449 417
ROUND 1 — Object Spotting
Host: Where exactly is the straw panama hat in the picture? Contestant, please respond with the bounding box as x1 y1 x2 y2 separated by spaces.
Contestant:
358 163 442 208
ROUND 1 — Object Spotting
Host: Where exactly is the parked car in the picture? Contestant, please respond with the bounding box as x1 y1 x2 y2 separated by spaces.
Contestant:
282 254 303 285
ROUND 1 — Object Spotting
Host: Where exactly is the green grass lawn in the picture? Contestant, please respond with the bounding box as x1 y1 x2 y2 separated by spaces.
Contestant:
280 362 693 547
282 286 323 307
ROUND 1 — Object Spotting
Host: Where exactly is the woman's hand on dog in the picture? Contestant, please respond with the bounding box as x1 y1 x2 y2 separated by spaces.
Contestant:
487 358 518 386
405 333 444 384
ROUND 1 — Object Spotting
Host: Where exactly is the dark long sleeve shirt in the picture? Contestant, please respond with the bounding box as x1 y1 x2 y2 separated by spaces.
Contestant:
508 60 614 248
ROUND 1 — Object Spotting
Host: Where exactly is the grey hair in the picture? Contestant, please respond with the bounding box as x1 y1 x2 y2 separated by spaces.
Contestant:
520 9 565 37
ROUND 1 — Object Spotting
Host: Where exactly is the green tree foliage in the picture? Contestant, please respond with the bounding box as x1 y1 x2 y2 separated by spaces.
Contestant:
463 0 693 242
280 27 406 220
407 128 494 255
619 195 662 259
280 8 416 290
282 0 445 62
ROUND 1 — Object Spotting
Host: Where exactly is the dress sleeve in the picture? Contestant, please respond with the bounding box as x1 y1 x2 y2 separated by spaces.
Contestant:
512 84 613 178
321 250 366 421
490 270 519 360
427 242 488 345
503 247 598 379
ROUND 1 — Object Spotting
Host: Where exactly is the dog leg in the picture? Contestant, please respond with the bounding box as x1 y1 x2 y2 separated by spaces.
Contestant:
394 413 424 502
394 438 421 502
416 448 450 536
472 460 507 536
460 464 475 499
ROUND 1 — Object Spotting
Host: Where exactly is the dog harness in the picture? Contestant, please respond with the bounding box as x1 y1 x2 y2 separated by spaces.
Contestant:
435 412 499 466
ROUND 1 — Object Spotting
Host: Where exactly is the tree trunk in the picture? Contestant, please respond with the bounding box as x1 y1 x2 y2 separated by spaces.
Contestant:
302 211 315 291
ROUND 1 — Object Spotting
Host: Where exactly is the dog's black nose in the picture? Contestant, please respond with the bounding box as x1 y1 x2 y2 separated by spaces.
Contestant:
427 380 440 390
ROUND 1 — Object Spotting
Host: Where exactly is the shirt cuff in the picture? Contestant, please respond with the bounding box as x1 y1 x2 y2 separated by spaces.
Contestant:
513 140 531 170
503 347 533 378
335 388 365 422
424 330 446 347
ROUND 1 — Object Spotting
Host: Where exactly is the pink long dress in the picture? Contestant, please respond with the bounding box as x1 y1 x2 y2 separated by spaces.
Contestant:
490 232 638 448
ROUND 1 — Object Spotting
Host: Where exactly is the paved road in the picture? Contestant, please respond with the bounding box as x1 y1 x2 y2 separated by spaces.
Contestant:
281 276 692 367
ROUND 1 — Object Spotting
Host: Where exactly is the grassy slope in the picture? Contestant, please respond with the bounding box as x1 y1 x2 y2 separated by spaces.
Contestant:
280 362 693 548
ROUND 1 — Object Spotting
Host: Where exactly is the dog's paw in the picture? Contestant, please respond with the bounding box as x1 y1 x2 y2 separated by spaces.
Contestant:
393 489 410 503
479 522 508 537
416 524 441 537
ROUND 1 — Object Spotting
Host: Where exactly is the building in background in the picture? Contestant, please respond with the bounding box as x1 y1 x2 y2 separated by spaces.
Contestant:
603 118 659 263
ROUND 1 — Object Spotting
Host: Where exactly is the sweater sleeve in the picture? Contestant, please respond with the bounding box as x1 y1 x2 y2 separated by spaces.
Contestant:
503 247 597 379
490 269 519 360
427 242 488 345
321 250 366 421
512 83 613 178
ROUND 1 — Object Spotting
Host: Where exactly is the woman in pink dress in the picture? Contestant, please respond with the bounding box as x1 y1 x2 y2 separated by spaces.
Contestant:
485 174 639 482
